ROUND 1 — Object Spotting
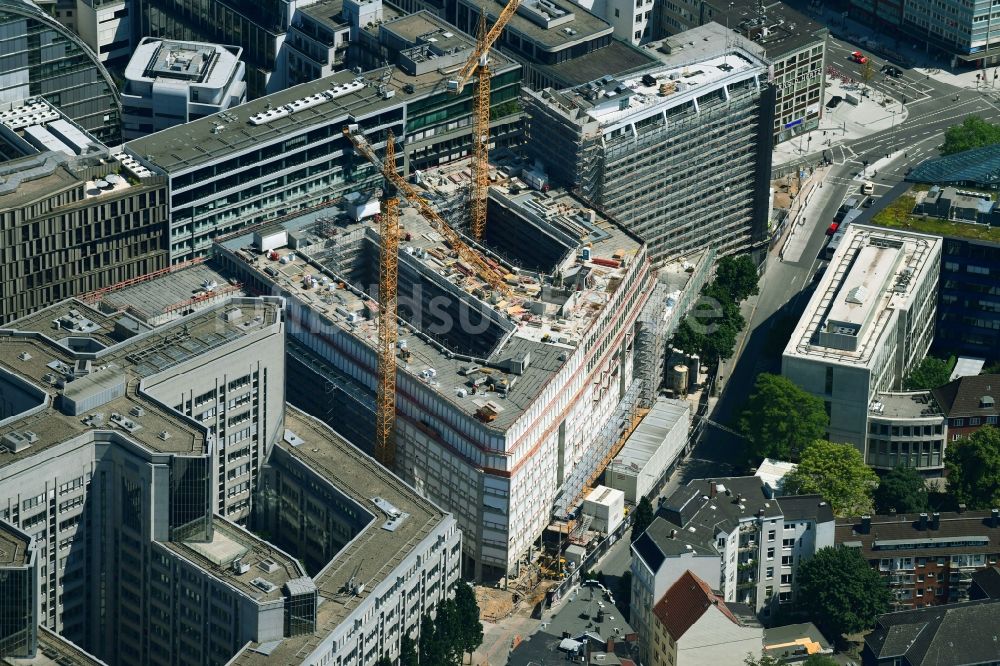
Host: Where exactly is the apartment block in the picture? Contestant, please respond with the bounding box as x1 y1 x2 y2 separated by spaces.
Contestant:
0 0 120 142
524 22 774 264
124 11 523 263
630 477 835 663
0 98 169 325
863 599 1000 666
933 374 1000 441
838 511 1000 610
653 0 828 145
121 38 247 140
782 225 942 464
212 180 653 579
0 297 459 665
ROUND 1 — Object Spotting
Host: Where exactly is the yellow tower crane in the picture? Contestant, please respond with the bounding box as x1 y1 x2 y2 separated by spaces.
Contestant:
447 0 523 241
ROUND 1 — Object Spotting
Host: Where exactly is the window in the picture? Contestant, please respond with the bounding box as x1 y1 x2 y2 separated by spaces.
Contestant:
825 366 833 394
782 555 793 566
767 547 775 560
768 530 776 541
634 30 641 39
783 538 795 548
615 7 619 16
780 573 793 585
766 567 774 579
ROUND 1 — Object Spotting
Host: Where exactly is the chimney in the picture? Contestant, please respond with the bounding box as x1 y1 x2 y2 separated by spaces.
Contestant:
931 512 940 530
669 529 677 539
992 508 999 527
889 507 897 516
860 515 871 534
919 513 928 530
709 481 716 498
958 503 967 514
606 637 615 654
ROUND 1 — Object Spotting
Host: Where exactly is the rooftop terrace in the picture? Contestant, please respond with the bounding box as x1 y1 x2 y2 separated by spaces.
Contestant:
0 520 31 567
2 627 107 666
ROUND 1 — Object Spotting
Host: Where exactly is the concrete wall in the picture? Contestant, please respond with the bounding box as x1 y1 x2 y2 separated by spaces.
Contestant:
677 606 762 666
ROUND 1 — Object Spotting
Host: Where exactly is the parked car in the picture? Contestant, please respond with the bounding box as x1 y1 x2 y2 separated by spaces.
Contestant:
826 95 844 109
881 64 903 77
827 222 840 235
862 181 874 195
851 51 868 64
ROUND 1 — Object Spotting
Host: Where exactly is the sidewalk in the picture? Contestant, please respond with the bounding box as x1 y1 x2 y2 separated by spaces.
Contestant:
778 165 840 264
773 77 907 167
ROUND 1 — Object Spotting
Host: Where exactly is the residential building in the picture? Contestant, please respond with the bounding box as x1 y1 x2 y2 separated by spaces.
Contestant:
121 38 247 140
630 476 835 663
866 392 947 476
53 0 133 69
652 0 828 145
0 0 120 142
648 570 763 666
605 397 690 504
837 510 1000 610
0 297 460 665
761 622 832 664
124 11 524 263
211 180 654 580
862 599 1000 666
508 586 637 665
970 565 1000 599
782 225 942 463
932 374 1000 441
0 98 169 324
523 22 775 264
446 0 660 90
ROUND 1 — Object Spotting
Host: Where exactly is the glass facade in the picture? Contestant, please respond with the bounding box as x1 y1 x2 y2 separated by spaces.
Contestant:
169 455 213 542
0 0 121 142
936 237 1000 361
0 531 36 659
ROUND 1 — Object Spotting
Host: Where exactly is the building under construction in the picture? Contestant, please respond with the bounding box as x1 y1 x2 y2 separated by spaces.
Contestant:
210 178 669 580
523 22 775 264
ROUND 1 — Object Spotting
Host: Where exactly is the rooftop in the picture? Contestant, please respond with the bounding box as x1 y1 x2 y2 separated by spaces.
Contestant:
231 407 449 664
125 38 241 88
653 570 744 640
713 0 828 59
908 143 1000 188
931 374 1000 419
537 39 658 88
160 517 307 603
864 599 1000 666
508 585 635 665
0 520 31 567
783 225 941 367
214 178 644 432
972 565 1000 599
762 622 832 661
124 45 518 175
644 22 765 64
869 391 943 420
607 397 689 476
871 190 1000 244
0 98 105 163
458 0 612 51
2 627 107 666
836 510 1000 557
0 298 280 462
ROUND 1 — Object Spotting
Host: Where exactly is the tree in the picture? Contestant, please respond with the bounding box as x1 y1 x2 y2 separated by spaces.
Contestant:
435 598 463 665
874 466 929 514
941 115 1000 155
374 657 393 666
714 255 760 303
419 612 446 665
903 356 953 390
453 583 484 664
796 547 891 638
400 634 419 666
630 495 654 543
618 570 633 619
783 440 878 516
945 426 1000 509
744 655 783 666
802 656 840 666
738 374 829 462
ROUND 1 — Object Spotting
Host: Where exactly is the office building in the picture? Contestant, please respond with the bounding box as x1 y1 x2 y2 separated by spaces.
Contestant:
862 599 1000 666
0 522 37 659
865 392 948 475
0 0 120 142
121 38 247 140
630 476 835 663
523 23 774 264
838 511 1000 610
445 0 660 89
782 225 942 463
284 0 352 87
0 98 169 324
0 297 460 665
653 1 828 144
211 179 654 579
648 570 762 666
52 0 133 69
124 12 524 263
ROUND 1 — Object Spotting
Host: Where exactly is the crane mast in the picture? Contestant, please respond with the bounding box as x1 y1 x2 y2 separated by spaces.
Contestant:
375 132 399 469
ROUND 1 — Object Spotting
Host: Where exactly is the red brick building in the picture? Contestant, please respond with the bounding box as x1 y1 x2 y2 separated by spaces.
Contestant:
932 374 1000 442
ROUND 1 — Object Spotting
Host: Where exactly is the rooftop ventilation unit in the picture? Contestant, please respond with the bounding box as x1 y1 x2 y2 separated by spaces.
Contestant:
251 577 277 593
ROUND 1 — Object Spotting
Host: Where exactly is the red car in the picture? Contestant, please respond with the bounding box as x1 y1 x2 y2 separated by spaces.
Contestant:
827 222 840 235
851 51 868 64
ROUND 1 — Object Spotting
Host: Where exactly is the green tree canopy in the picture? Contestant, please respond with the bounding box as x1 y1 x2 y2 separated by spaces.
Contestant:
713 255 761 303
796 547 891 637
738 374 829 462
419 612 446 665
874 466 929 514
400 634 419 666
784 440 878 516
630 495 654 544
903 356 953 390
941 115 1000 155
945 425 1000 509
744 655 783 666
374 657 392 666
453 583 484 663
802 655 840 666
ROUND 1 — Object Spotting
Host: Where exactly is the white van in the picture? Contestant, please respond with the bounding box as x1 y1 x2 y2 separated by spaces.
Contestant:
861 181 874 195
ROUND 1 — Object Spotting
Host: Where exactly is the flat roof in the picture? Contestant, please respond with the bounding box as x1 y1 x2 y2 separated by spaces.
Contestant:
231 407 450 664
297 0 349 28
763 622 831 659
714 1 828 58
2 627 108 666
215 177 643 431
0 520 31 567
126 38 241 88
534 39 659 88
784 225 941 368
458 0 612 51
607 397 689 474
97 262 245 322
0 298 280 463
869 391 942 420
159 517 307 603
125 51 518 175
